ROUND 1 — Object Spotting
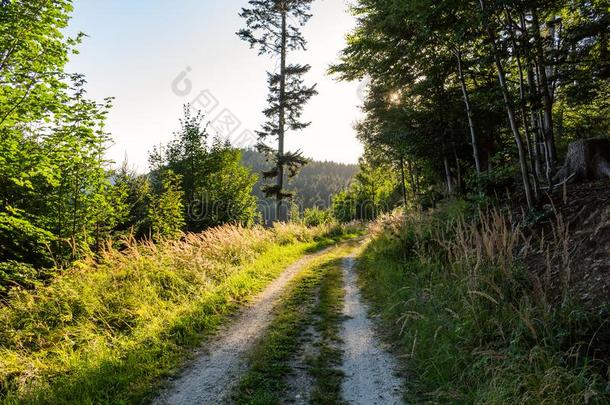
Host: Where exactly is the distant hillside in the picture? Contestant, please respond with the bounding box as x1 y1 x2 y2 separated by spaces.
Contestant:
240 149 358 210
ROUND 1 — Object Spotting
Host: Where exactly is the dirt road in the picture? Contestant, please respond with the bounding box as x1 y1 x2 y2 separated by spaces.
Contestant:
154 246 405 404
339 256 404 404
153 246 334 405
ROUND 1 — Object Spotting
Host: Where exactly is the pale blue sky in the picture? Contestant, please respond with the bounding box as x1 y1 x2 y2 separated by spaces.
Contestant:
66 0 364 171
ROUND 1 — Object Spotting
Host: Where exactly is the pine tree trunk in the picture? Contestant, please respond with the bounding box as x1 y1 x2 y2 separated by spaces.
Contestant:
456 50 481 175
276 7 287 222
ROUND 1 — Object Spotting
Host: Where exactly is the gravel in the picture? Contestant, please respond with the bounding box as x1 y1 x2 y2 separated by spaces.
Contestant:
339 257 405 405
153 247 334 405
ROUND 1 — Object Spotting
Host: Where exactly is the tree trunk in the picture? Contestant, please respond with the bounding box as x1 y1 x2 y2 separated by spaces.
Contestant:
531 9 557 168
508 10 540 199
521 13 545 182
526 65 544 181
454 149 462 192
443 155 454 195
479 0 535 209
407 159 417 198
399 155 408 208
276 7 287 222
456 50 482 175
553 139 610 183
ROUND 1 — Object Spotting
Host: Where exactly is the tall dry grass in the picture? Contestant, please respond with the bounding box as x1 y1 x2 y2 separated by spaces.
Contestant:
359 203 608 404
0 222 358 403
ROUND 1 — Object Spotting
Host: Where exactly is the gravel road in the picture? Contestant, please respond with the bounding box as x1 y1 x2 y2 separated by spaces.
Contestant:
153 246 334 405
339 256 404 405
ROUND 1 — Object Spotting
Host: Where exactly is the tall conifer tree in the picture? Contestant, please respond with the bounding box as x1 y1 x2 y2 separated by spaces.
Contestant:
238 0 317 222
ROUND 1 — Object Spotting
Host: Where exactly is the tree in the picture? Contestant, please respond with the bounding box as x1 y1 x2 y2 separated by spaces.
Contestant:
0 0 127 272
479 0 535 208
149 106 258 231
332 156 399 223
240 149 358 220
112 161 152 238
147 170 185 240
332 0 609 210
238 0 318 221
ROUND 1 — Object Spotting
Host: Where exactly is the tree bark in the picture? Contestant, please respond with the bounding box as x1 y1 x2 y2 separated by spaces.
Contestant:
443 155 454 195
276 6 287 222
479 0 535 209
454 149 462 192
531 9 557 168
523 12 545 182
508 10 540 199
399 155 408 208
456 50 482 175
407 159 417 198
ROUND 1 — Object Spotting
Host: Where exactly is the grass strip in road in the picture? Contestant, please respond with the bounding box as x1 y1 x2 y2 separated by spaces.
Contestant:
308 255 346 405
233 244 355 405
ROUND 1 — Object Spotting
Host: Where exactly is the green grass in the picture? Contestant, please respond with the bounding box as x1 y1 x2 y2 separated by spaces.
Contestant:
232 243 355 405
308 254 346 405
0 223 360 404
357 208 609 404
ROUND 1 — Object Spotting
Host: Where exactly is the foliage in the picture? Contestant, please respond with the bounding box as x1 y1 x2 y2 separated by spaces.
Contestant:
331 156 400 222
241 149 358 221
0 0 123 271
149 106 258 231
112 162 152 238
332 0 610 209
147 170 185 240
302 207 333 227
0 213 56 269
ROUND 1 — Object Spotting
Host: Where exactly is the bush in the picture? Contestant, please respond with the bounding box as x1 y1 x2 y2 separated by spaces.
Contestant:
465 156 519 198
0 213 56 268
0 261 49 297
303 207 333 227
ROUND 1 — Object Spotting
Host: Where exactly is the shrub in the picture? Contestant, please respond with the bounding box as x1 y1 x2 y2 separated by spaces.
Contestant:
0 213 56 268
303 207 333 227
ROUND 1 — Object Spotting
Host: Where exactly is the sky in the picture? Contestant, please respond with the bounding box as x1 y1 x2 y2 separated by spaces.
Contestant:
66 0 365 172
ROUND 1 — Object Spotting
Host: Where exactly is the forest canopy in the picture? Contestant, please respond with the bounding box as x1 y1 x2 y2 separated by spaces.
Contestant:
330 0 609 211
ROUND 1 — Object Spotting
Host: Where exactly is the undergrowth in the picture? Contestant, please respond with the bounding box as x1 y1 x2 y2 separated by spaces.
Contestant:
0 222 359 404
358 205 609 404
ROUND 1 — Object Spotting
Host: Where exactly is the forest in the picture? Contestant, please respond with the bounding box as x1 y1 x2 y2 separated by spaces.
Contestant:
1 0 609 404
241 149 358 219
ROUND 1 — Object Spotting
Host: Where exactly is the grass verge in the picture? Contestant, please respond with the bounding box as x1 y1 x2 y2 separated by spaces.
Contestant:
0 223 360 404
232 243 355 405
358 207 609 404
